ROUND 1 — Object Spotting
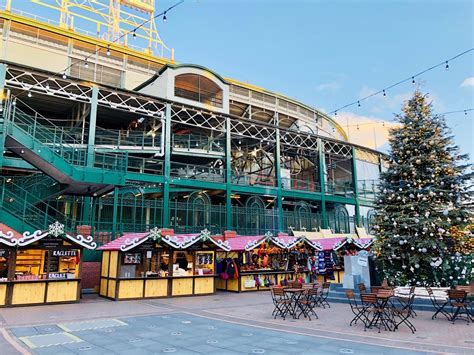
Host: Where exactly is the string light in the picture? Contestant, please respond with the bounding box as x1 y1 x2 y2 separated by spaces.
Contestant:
62 73 67 79
84 59 89 68
329 48 473 115
133 30 137 39
106 45 111 56
163 11 167 22
27 91 32 98
357 101 361 107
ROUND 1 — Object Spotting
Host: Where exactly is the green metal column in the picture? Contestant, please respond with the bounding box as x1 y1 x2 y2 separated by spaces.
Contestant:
275 122 283 232
317 138 328 228
351 146 361 227
0 63 7 171
111 187 119 238
162 103 171 228
87 86 99 167
225 116 232 230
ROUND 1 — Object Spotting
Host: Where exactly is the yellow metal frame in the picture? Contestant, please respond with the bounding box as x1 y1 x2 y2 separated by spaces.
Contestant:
7 0 173 58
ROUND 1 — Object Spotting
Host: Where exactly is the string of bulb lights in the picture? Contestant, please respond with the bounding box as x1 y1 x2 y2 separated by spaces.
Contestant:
344 108 474 129
330 48 474 116
19 0 185 100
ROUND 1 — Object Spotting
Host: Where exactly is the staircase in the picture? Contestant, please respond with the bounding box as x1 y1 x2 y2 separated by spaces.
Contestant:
8 174 68 205
0 176 75 233
3 107 127 196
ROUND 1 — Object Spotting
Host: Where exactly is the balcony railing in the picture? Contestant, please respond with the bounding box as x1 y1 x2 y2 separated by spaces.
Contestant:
325 181 354 196
170 162 225 183
357 179 379 199
281 178 320 192
232 173 275 187
172 134 224 154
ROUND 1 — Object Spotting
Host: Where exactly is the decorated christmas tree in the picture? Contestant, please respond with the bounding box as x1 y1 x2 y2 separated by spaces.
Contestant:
373 91 473 287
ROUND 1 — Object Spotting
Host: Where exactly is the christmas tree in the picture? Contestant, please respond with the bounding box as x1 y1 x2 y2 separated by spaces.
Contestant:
374 91 473 287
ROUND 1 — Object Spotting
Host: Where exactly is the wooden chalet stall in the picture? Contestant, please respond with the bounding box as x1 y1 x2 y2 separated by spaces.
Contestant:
98 228 230 300
0 222 96 307
216 231 322 292
292 228 375 283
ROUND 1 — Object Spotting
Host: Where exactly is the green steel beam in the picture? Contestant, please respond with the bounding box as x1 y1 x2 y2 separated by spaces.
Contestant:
0 63 7 171
225 116 232 230
111 186 119 238
1 157 35 170
231 184 278 196
87 86 98 168
275 126 283 231
169 178 226 191
317 138 328 228
351 147 361 227
162 103 171 228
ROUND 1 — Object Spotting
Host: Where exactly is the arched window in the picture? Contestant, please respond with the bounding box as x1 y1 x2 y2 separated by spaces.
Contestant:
175 74 223 108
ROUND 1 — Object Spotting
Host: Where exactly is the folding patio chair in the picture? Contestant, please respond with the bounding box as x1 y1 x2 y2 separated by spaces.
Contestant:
345 289 367 327
448 289 472 324
297 288 319 321
426 287 450 321
360 293 386 333
392 292 417 333
395 286 417 317
318 282 331 309
271 287 291 320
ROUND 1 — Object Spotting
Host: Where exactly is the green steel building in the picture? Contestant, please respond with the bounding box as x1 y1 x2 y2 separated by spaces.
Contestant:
0 1 385 257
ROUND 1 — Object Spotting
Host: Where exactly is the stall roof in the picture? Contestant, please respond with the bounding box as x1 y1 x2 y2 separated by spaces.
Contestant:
98 229 231 252
0 221 97 249
272 234 301 250
223 235 267 251
98 233 149 252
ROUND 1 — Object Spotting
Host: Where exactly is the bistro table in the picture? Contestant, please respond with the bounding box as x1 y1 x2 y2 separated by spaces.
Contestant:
284 288 306 319
365 291 395 332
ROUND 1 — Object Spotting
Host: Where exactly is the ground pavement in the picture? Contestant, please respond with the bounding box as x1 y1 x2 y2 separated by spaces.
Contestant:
0 292 472 355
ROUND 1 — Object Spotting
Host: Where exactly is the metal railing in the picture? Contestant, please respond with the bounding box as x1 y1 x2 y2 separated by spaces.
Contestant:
232 172 275 187
281 178 320 192
172 134 224 153
357 179 379 199
171 162 225 183
126 156 164 175
325 181 354 196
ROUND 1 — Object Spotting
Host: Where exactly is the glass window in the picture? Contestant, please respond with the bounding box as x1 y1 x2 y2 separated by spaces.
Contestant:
175 74 223 108
144 250 169 277
121 252 145 278
195 251 214 275
15 249 46 281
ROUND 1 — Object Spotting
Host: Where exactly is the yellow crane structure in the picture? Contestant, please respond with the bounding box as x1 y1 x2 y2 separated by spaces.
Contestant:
3 0 173 58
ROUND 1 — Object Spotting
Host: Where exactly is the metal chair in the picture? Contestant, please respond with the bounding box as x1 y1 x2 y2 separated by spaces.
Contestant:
271 287 291 320
345 290 367 327
448 289 472 324
318 282 331 308
426 287 450 320
392 292 416 333
360 293 385 333
394 286 417 317
297 288 319 321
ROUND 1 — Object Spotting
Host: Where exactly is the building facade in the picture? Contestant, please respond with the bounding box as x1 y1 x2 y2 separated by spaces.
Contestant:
0 4 384 254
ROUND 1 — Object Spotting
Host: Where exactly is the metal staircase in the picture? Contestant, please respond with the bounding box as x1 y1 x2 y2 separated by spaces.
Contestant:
7 174 68 205
0 176 74 233
3 106 127 196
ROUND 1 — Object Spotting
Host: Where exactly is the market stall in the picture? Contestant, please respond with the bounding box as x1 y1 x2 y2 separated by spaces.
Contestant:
0 222 96 307
292 228 374 283
98 228 230 300
215 231 322 292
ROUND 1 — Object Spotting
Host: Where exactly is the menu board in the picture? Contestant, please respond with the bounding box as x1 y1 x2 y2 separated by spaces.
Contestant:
196 253 213 265
44 251 59 272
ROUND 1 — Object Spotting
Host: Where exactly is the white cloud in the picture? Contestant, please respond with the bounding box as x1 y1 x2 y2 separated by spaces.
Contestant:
315 82 340 91
461 77 474 88
337 111 400 151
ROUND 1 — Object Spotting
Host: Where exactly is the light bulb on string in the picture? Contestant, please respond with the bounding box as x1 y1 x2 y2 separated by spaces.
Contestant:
334 111 337 117
27 91 32 98
84 59 89 68
383 89 386 97
62 73 67 79
412 76 415 84
163 11 167 22
133 30 137 39
445 61 449 70
357 101 361 107
106 46 111 56
464 110 467 115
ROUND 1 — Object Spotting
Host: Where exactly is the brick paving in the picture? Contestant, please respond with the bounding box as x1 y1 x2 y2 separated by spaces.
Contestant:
0 292 472 354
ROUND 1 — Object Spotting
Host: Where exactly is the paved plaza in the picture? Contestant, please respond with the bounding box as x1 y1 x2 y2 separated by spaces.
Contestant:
0 292 472 355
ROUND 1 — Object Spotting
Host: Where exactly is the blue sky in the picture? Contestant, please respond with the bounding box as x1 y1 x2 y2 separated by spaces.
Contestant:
16 0 474 158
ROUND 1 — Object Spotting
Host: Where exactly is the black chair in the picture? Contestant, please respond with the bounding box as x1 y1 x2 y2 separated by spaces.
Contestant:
395 286 417 318
346 289 367 327
426 287 450 321
318 282 331 308
448 289 472 324
271 287 291 320
297 288 319 321
392 292 417 333
360 293 386 333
